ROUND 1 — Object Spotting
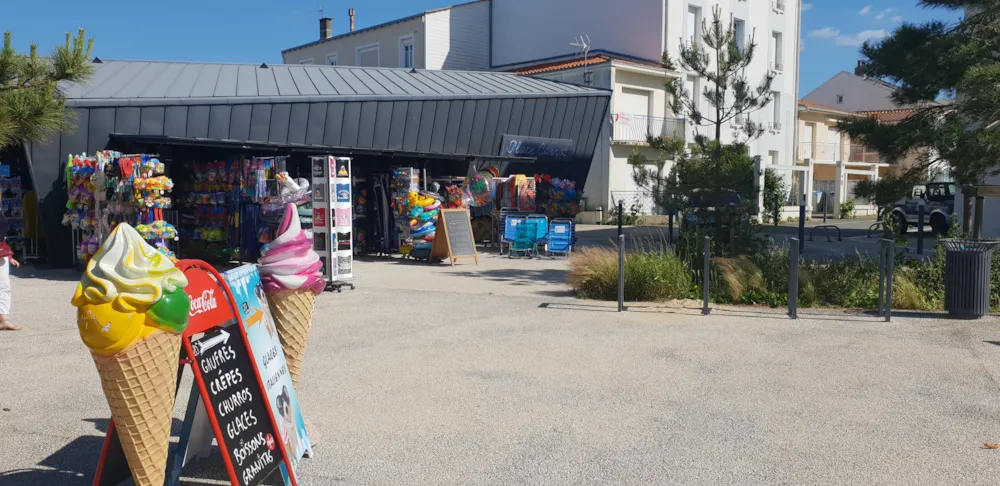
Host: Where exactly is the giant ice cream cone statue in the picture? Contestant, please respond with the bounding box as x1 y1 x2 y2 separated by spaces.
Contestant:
71 224 190 486
259 204 324 386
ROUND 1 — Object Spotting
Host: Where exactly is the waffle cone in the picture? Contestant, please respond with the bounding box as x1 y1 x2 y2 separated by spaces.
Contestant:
267 289 316 386
91 330 180 486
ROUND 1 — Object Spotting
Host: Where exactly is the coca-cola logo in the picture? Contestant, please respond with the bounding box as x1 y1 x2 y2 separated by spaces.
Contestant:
189 289 219 317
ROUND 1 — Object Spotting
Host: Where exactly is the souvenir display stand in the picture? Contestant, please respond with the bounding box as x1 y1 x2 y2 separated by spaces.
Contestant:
0 167 25 258
64 152 177 264
310 155 355 292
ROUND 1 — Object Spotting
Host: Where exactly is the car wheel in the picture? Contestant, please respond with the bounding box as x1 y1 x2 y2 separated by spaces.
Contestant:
894 212 908 234
930 214 948 236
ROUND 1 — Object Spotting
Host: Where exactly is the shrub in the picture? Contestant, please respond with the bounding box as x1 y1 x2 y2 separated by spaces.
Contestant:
714 256 764 303
568 244 693 301
840 200 856 219
809 255 880 307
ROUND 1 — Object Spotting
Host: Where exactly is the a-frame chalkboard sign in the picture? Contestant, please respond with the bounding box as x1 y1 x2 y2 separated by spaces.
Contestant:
92 260 301 486
429 209 479 266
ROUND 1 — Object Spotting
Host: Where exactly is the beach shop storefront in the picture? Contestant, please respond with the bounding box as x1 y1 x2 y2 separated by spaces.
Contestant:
23 60 610 266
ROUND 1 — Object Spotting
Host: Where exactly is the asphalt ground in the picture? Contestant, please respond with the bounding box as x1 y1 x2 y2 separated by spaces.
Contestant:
2 254 1000 485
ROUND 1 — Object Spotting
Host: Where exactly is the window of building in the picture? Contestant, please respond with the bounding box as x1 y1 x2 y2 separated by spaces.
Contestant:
771 91 781 130
325 53 338 66
771 31 783 71
734 18 746 51
356 42 380 67
769 150 779 166
836 94 844 104
299 58 314 64
687 6 702 45
399 35 415 69
686 75 700 115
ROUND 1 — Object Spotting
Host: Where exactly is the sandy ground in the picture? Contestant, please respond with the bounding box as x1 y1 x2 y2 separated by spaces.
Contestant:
2 253 1000 485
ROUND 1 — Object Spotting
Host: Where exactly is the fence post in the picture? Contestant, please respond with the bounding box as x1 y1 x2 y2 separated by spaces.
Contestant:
702 236 711 315
618 234 625 312
789 237 799 319
886 240 895 322
917 204 925 255
878 240 886 317
798 193 806 254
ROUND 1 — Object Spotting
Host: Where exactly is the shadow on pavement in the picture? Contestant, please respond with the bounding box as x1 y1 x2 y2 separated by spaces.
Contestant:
453 268 567 286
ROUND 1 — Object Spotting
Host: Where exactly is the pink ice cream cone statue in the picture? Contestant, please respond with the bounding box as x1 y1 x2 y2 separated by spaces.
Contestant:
258 204 324 385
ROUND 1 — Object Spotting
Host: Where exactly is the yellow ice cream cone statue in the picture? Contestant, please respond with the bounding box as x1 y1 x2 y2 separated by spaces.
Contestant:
71 223 190 486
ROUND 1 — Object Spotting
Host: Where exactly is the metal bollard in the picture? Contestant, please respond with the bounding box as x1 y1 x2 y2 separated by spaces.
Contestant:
878 240 886 317
886 240 895 322
917 204 925 255
823 191 828 224
702 236 711 315
668 211 674 245
789 237 799 319
618 234 625 312
798 196 806 254
617 200 623 236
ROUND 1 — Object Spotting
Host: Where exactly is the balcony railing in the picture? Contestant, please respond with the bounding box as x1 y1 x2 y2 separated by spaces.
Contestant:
612 114 686 143
796 142 885 163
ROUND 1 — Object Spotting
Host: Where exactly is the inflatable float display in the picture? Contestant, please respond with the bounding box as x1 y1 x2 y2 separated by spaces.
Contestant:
405 191 444 243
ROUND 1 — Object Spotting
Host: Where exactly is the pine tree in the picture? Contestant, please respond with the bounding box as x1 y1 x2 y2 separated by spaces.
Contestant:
666 5 776 144
0 29 95 150
834 1 1000 233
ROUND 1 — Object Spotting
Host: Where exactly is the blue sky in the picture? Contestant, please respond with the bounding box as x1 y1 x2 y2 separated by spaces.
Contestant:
799 0 963 94
4 0 965 96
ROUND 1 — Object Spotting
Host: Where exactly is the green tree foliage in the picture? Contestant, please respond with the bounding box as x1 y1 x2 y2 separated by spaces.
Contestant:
762 168 786 225
0 29 94 150
836 2 1000 187
664 5 775 144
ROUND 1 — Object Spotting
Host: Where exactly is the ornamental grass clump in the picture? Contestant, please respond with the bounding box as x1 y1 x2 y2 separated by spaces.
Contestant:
568 242 692 301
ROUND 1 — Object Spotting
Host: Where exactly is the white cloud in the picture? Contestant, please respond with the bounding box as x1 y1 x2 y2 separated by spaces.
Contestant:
802 3 813 11
892 15 903 22
836 29 888 46
809 27 841 39
859 5 872 15
875 13 885 20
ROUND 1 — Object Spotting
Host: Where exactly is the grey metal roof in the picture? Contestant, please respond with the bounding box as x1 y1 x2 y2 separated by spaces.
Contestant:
62 60 607 107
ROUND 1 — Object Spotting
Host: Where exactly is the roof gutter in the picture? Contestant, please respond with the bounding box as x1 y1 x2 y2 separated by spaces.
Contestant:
66 90 611 108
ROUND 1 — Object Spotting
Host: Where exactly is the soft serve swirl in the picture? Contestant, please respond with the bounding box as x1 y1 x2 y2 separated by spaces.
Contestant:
258 204 324 294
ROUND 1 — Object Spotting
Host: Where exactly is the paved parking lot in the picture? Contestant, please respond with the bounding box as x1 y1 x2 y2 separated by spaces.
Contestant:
2 255 999 485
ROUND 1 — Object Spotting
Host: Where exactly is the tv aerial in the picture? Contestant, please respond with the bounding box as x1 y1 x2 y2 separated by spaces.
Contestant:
570 35 593 85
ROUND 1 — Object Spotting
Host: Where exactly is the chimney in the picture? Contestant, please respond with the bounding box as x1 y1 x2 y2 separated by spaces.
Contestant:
854 60 866 77
320 17 333 40
349 8 356 32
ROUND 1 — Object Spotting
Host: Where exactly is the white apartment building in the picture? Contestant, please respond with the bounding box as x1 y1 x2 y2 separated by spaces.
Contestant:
281 0 801 217
492 0 802 214
282 1 489 71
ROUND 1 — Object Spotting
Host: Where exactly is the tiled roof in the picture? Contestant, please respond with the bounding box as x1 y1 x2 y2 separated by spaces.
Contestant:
515 54 665 75
798 100 854 114
858 108 916 122
516 55 612 75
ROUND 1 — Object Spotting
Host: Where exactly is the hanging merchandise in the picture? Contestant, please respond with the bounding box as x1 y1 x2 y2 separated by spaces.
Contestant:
390 168 419 253
178 160 233 261
405 191 443 243
464 171 494 208
517 178 537 212
129 155 177 259
0 172 24 257
352 178 368 255
534 174 582 218
444 184 469 209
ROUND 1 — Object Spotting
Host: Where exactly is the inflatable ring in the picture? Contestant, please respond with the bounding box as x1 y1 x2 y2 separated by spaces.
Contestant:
424 201 441 211
411 226 435 237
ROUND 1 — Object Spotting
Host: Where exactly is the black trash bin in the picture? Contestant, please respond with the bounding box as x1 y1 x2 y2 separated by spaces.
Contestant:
942 239 1000 319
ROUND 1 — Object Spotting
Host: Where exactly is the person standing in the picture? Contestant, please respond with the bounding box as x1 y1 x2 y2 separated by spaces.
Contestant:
0 193 21 331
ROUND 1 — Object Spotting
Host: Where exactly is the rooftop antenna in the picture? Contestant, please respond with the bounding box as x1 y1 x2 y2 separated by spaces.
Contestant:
570 34 593 85
312 6 325 18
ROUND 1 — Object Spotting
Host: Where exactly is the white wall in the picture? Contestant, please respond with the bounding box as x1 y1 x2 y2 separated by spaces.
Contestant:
491 0 666 67
425 1 490 71
283 17 425 68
